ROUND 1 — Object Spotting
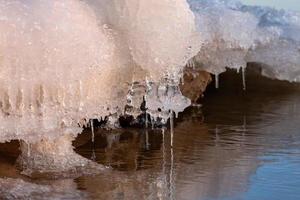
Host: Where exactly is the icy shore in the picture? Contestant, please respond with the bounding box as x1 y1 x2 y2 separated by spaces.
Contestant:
0 0 298 173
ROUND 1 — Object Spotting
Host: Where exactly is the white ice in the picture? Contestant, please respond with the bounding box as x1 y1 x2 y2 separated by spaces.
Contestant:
0 0 198 172
188 0 300 82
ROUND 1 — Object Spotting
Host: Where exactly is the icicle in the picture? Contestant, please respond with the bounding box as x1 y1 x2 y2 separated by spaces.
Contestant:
175 111 179 119
181 74 185 86
151 116 155 129
91 120 95 143
91 119 96 161
215 73 219 89
241 67 246 91
170 111 174 148
144 82 149 129
145 111 148 128
187 59 195 69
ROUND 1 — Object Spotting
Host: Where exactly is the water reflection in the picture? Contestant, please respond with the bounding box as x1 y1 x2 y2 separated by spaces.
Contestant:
0 178 87 200
0 69 300 199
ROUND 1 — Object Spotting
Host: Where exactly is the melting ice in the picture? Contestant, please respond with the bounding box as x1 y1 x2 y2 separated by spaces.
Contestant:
0 0 299 173
188 0 300 82
0 0 199 173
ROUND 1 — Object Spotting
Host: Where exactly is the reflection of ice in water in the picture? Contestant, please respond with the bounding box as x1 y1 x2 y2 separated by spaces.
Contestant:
17 135 106 178
0 178 87 200
170 125 175 200
160 117 176 200
105 132 120 149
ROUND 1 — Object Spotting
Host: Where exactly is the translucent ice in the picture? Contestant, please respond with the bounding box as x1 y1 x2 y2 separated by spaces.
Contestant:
0 0 120 143
0 0 199 140
0 0 199 172
188 0 300 82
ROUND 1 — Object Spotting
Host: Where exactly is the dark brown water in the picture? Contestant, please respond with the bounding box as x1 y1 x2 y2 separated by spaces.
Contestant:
0 70 300 200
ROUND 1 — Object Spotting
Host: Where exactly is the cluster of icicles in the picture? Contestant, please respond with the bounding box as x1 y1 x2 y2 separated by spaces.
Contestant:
0 0 299 172
0 0 197 144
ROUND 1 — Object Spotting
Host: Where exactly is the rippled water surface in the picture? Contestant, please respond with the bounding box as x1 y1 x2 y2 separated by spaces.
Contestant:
0 70 300 200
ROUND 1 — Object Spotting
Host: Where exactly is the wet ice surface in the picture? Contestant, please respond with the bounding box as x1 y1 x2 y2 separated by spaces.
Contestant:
0 71 300 200
189 0 300 82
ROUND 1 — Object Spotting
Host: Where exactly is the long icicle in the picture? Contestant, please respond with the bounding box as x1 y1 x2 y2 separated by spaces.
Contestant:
145 111 148 128
91 120 95 143
242 67 246 91
170 111 174 148
215 73 219 89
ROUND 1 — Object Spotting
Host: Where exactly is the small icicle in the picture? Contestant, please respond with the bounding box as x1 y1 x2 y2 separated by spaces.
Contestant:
91 120 95 143
151 116 154 129
187 59 195 69
175 111 179 119
91 119 96 160
241 67 246 91
170 111 174 148
215 73 219 89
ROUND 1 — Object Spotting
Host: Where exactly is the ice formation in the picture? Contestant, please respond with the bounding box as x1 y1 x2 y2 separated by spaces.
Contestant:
0 0 299 173
188 0 300 82
0 0 199 172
